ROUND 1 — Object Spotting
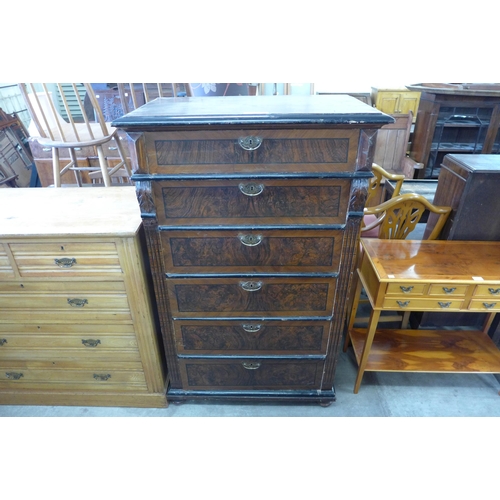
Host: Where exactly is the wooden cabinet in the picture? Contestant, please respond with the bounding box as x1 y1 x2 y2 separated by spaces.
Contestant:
347 239 500 393
113 95 392 406
407 84 500 178
371 87 421 121
0 187 167 407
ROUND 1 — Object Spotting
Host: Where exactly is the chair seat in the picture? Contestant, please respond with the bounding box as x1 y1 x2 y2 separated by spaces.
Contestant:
361 214 380 238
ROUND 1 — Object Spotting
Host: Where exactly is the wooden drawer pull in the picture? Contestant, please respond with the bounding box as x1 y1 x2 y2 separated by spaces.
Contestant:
238 136 263 151
82 339 101 347
438 302 452 308
238 182 264 196
5 372 23 380
238 234 263 247
488 288 500 295
242 362 261 370
67 298 88 307
55 257 77 268
242 324 262 333
240 281 263 292
0 339 7 346
400 286 414 293
396 300 410 308
483 303 496 309
93 374 111 381
442 287 456 294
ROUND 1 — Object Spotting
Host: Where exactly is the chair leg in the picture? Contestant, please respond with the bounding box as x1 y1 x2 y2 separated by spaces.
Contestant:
96 145 112 187
52 147 61 187
69 149 82 187
111 134 132 178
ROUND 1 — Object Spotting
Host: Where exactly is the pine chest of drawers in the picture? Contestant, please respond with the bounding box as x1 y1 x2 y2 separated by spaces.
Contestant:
113 95 392 405
0 187 167 407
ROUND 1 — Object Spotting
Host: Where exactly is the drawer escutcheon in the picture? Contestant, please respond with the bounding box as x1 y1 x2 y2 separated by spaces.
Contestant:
238 182 264 196
93 374 111 381
400 286 414 293
238 234 263 247
438 301 452 308
483 303 496 309
396 300 410 308
242 362 261 370
238 136 263 151
240 281 263 292
442 287 456 294
5 372 23 380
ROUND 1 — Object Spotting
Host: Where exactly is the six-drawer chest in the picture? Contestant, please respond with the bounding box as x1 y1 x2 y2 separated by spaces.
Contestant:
113 95 392 405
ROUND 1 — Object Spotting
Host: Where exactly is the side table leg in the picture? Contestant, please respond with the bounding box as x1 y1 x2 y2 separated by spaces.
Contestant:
353 308 381 394
482 312 496 335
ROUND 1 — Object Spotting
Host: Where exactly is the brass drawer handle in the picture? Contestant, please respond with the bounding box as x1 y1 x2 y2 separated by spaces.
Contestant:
400 286 414 293
6 372 23 380
242 362 261 370
240 281 263 292
242 324 262 333
396 300 410 308
438 301 452 308
82 339 101 347
483 303 496 309
238 234 263 247
488 288 500 295
55 257 77 268
0 339 7 346
442 287 456 294
238 136 263 151
93 373 111 381
239 182 264 196
68 298 88 307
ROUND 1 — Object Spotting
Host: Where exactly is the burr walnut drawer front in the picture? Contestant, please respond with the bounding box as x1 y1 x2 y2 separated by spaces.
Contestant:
473 285 500 298
153 178 351 226
8 242 123 278
178 358 325 390
173 320 330 355
167 277 337 318
145 129 359 175
383 298 464 311
160 229 343 275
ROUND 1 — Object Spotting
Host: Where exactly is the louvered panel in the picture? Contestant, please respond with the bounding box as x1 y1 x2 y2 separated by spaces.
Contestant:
56 83 87 120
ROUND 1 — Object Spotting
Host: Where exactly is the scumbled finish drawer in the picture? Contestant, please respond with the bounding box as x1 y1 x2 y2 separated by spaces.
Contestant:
161 229 343 275
383 298 463 311
167 277 337 318
473 284 500 298
173 320 330 355
468 299 500 311
153 178 351 226
144 129 359 175
9 242 123 277
178 358 324 390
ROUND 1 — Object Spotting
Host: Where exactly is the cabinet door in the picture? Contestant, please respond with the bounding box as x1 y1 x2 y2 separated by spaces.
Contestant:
399 94 421 117
377 92 400 114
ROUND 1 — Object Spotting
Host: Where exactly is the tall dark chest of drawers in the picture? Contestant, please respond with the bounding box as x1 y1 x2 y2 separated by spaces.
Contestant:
113 95 392 405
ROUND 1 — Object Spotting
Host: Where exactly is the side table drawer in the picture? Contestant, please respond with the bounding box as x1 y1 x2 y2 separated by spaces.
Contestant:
145 129 359 175
167 277 337 317
473 285 500 298
178 358 324 390
161 229 343 274
174 319 330 355
428 284 469 296
153 178 351 226
469 300 500 311
383 298 463 311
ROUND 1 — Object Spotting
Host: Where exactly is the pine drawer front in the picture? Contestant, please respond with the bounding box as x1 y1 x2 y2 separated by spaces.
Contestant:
0 334 138 350
468 300 500 312
0 368 147 391
0 245 14 279
173 320 330 355
153 178 351 226
383 298 464 311
9 242 123 278
427 284 469 297
178 358 325 390
167 277 337 318
386 283 427 296
161 229 343 275
145 129 359 175
473 284 500 298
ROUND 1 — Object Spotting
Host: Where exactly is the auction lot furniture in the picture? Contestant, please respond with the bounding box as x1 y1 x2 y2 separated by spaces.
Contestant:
113 94 392 405
346 239 500 393
0 187 166 407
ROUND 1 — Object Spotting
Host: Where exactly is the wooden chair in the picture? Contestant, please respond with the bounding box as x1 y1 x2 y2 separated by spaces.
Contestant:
116 83 190 114
373 112 423 179
344 193 452 342
18 83 132 187
365 164 406 208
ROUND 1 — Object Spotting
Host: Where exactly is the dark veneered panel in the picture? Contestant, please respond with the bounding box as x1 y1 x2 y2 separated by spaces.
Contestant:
167 277 337 317
160 229 342 274
174 320 330 354
153 178 350 226
179 358 323 389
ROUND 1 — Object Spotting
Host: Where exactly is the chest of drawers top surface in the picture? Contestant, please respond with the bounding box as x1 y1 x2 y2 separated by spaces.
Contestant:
112 95 393 129
361 239 500 282
0 187 141 238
